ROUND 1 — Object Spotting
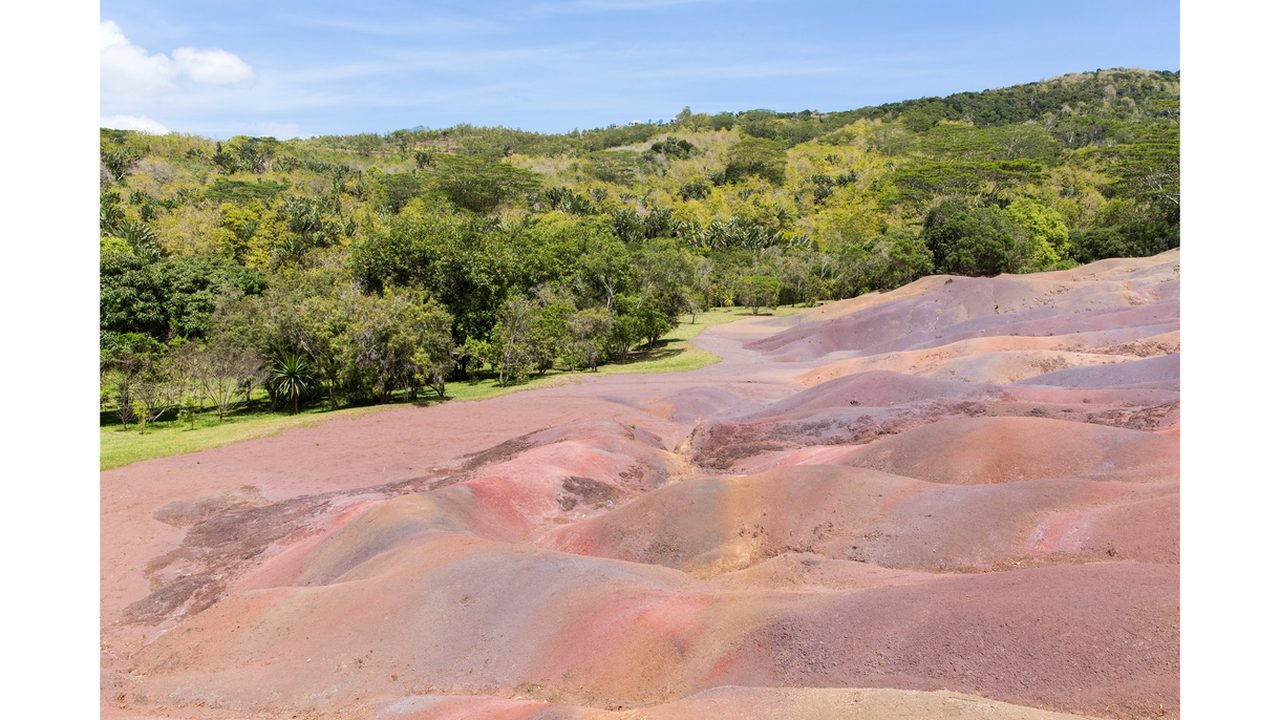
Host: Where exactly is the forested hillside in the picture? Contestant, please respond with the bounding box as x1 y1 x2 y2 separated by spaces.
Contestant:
100 68 1179 423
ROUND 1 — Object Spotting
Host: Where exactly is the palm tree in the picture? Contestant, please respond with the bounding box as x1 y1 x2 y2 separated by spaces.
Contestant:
270 353 312 414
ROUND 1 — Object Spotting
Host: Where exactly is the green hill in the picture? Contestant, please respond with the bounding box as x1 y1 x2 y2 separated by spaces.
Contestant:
100 67 1179 423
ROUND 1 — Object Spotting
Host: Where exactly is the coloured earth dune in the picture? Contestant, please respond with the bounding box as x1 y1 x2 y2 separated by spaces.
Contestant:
102 250 1180 719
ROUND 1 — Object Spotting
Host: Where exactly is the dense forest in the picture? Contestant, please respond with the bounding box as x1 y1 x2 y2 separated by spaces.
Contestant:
100 68 1179 426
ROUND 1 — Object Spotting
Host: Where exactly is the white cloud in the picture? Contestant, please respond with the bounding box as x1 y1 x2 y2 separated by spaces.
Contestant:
100 20 176 101
101 114 170 134
173 47 255 85
100 20 254 108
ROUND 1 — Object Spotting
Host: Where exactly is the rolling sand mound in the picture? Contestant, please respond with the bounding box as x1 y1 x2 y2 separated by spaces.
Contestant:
124 532 1174 719
739 370 996 419
706 562 1177 720
541 465 1175 572
1020 352 1180 389
103 251 1178 720
843 415 1178 484
750 251 1178 361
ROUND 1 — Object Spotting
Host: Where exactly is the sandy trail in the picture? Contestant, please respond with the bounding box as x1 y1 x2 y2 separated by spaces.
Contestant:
102 251 1178 719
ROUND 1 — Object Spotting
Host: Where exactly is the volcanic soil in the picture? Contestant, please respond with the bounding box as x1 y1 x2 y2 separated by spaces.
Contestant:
102 251 1179 720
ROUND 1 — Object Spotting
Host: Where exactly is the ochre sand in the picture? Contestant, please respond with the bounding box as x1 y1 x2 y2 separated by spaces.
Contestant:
103 251 1179 719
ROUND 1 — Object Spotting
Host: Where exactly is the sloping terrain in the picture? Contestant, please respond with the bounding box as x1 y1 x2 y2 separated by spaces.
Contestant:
102 251 1179 720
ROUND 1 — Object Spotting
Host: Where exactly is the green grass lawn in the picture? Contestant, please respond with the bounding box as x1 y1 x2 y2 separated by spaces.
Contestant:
99 403 385 471
100 304 816 470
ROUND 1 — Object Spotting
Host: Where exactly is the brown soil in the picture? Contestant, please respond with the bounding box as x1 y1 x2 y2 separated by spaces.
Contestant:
102 250 1179 720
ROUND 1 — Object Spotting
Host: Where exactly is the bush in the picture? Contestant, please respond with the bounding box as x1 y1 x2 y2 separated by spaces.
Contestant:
679 179 711 201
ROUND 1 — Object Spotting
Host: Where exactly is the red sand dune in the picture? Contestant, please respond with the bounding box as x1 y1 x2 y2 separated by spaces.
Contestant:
102 250 1179 719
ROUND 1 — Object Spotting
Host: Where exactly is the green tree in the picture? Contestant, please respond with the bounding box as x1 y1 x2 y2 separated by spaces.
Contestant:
724 138 787 185
429 154 541 213
528 290 575 375
685 256 716 322
576 235 633 311
368 169 427 213
1005 197 1069 271
491 295 538 385
564 308 612 371
351 205 515 343
833 229 935 295
892 159 1045 206
159 257 267 338
100 333 167 429
1110 123 1180 220
213 201 291 269
631 298 673 349
191 339 266 421
456 337 493 380
339 289 455 401
100 252 169 340
219 136 280 173
768 248 824 306
734 273 781 314
634 238 697 321
129 338 195 428
603 309 643 361
923 200 1018 276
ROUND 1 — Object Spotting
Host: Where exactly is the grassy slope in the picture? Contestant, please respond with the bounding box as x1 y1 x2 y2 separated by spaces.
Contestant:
100 305 810 470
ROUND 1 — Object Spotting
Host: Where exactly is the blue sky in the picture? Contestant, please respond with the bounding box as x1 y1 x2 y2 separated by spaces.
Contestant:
100 0 1180 139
